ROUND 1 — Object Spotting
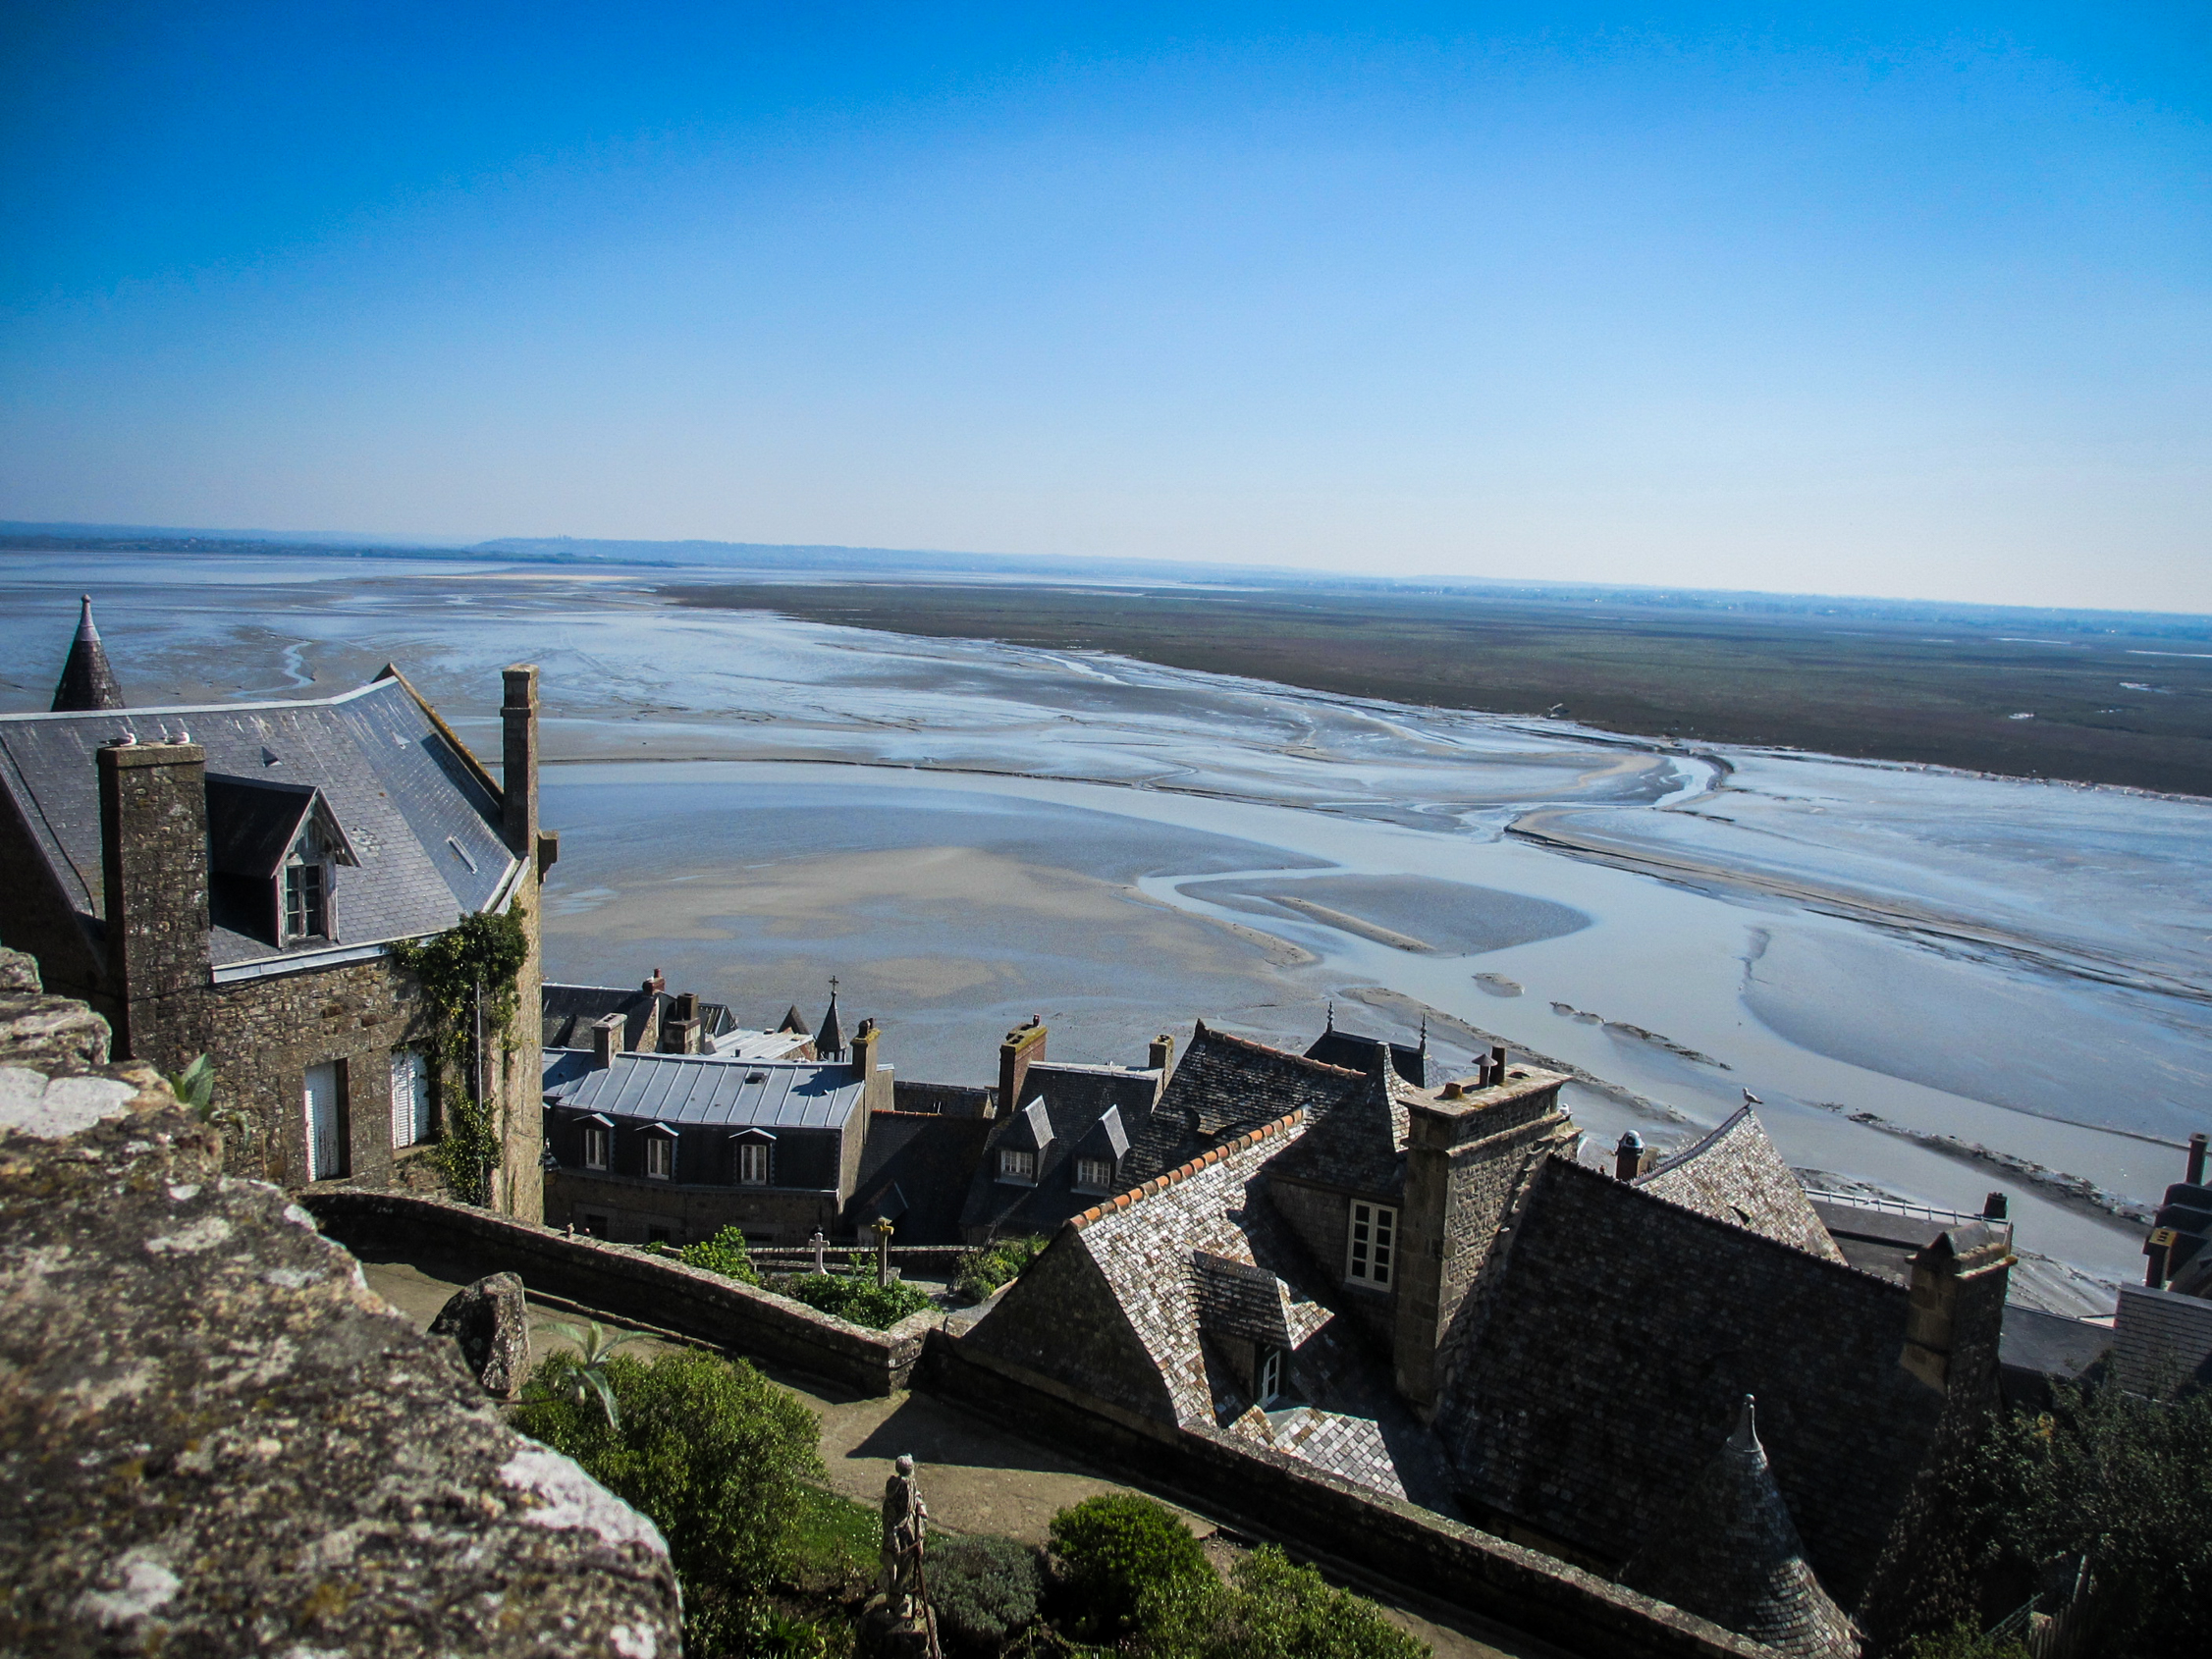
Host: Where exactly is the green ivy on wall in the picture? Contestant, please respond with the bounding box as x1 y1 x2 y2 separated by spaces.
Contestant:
388 904 529 1204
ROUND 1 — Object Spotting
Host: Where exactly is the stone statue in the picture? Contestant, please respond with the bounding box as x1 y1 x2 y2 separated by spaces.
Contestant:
879 1454 931 1624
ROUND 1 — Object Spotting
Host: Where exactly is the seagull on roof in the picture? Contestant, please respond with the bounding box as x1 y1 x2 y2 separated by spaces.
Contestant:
1743 1088 1762 1106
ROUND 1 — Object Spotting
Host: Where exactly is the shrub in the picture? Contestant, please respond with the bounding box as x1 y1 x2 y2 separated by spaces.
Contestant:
513 1346 826 1652
1900 1626 2030 1659
930 1534 1044 1654
679 1224 763 1285
1049 1494 1211 1640
779 1270 935 1329
1165 1545 1429 1659
955 1235 1048 1304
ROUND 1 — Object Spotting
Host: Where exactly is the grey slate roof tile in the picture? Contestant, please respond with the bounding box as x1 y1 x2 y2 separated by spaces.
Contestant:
1638 1106 1845 1263
0 677 517 967
1120 1022 1364 1184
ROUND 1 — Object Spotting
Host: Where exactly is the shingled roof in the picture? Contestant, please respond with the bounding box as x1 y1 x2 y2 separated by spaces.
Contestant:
964 1114 1456 1508
958 1062 1163 1242
0 673 519 972
1638 1107 1845 1264
1120 1022 1365 1184
1264 1046 1413 1199
49 596 124 712
1623 1398 1861 1659
1437 1158 1954 1607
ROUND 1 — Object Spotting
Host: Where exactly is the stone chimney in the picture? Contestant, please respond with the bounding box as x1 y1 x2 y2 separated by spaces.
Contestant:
96 738 210 1066
2189 1132 2208 1188
590 1013 622 1070
664 990 703 1054
1393 1064 1577 1415
998 1018 1047 1114
500 665 538 856
1148 1031 1176 1081
1900 1224 2015 1397
1614 1130 1647 1181
848 1017 892 1112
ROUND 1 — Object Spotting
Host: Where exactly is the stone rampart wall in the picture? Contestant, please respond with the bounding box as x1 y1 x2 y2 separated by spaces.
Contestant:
307 1188 934 1394
921 1329 1775 1659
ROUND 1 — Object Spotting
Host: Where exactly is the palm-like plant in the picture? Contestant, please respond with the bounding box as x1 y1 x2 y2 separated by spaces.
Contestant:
530 1319 641 1427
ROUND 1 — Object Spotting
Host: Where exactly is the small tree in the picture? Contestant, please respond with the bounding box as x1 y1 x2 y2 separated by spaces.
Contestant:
513 1346 826 1652
677 1225 763 1285
930 1534 1045 1654
1048 1494 1211 1641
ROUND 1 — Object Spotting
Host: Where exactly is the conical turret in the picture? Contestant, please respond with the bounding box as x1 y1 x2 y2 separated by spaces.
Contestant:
815 982 845 1060
1622 1397 1861 1659
51 595 126 712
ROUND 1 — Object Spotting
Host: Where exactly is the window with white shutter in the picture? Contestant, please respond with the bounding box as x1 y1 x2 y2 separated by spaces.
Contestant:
389 1046 431 1148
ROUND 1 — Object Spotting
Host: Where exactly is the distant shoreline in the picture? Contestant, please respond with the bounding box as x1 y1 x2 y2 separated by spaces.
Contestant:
667 578 2212 797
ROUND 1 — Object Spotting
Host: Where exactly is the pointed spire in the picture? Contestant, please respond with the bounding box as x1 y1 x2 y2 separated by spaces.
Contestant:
51 595 126 712
815 978 845 1059
1622 1395 1861 1658
1324 999 1334 1032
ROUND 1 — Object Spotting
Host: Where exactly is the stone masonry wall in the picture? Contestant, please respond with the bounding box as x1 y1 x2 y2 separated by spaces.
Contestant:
0 946 680 1655
309 1188 938 1395
548 1166 842 1247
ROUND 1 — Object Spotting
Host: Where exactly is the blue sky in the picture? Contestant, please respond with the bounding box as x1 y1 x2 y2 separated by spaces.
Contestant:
4 4 2209 608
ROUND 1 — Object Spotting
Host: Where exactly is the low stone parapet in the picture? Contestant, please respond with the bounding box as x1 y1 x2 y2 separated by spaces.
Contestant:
307 1188 938 1394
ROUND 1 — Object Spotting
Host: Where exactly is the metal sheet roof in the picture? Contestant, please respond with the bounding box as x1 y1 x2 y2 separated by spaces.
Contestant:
546 1052 866 1132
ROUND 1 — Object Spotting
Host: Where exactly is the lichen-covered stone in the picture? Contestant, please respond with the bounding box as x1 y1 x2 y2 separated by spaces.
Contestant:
431 1270 533 1398
0 965 680 1656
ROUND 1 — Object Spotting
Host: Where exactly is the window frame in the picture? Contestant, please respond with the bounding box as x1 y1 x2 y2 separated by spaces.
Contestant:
736 1139 772 1186
1073 1155 1114 1194
998 1147 1038 1184
1256 1346 1284 1407
284 857 327 941
583 1125 611 1171
644 1133 674 1181
1345 1201 1396 1288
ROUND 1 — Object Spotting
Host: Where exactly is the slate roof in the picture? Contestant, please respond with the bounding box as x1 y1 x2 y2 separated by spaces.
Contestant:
966 1114 1458 1510
205 776 350 881
545 1052 866 1132
958 1062 1163 1241
1264 1050 1412 1200
0 673 517 969
1622 1398 1861 1659
1437 1157 1950 1606
1637 1107 1845 1263
1120 1022 1364 1184
847 1111 996 1245
1306 1022 1428 1087
541 983 737 1052
50 596 124 712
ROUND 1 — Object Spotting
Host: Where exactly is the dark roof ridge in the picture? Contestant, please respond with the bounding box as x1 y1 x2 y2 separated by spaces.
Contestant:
1195 1023 1363 1079
1065 1109 1306 1232
1546 1157 1901 1289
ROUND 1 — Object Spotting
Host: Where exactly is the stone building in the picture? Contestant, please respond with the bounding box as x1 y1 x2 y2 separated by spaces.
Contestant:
0 614 554 1216
963 1026 2018 1656
541 1016 891 1245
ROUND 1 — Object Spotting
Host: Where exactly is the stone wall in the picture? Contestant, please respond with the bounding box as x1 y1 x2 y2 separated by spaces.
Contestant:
921 1329 1771 1659
548 1165 844 1247
309 1188 937 1394
0 947 680 1655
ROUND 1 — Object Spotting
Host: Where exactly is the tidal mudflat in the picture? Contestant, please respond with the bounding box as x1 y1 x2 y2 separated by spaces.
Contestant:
3 551 2200 1306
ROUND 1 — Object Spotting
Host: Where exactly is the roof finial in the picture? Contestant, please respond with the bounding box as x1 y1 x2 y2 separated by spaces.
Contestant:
1324 998 1334 1032
1729 1393 1760 1453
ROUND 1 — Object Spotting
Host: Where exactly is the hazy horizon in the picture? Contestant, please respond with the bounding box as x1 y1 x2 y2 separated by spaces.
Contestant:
7 6 2210 610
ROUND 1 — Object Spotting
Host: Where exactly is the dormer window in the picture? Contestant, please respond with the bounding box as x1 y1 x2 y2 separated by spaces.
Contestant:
206 774 355 948
284 849 328 940
999 1148 1038 1183
1073 1155 1115 1194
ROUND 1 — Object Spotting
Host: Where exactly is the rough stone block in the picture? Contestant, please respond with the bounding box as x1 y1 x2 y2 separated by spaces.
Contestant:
431 1269 534 1398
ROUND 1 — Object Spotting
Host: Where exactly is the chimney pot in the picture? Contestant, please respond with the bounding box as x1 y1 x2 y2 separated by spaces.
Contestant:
1441 1082 1464 1100
1982 1191 2009 1220
1614 1130 1646 1182
2189 1132 2209 1188
591 1013 622 1070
